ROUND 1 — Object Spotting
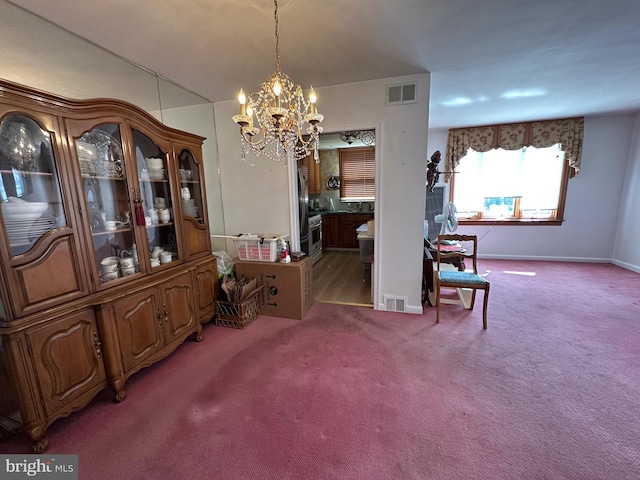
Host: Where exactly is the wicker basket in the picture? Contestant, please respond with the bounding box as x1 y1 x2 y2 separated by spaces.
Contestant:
233 234 288 262
215 285 263 329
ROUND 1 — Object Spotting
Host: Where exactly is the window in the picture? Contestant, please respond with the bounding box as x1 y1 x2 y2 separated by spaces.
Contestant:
452 144 568 224
445 117 583 225
339 147 375 201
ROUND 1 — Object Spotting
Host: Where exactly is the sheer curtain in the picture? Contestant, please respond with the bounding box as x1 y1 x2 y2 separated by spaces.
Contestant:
454 145 565 215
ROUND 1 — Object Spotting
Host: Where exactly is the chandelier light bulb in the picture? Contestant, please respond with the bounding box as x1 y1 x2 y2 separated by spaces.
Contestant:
272 78 282 97
238 89 247 116
309 87 317 113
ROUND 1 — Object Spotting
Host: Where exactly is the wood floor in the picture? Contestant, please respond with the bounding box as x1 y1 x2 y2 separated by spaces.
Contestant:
313 250 373 306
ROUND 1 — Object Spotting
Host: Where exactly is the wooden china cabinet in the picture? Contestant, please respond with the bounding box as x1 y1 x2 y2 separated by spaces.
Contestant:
0 79 218 452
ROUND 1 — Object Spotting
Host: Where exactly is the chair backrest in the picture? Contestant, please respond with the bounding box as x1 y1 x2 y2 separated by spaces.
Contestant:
436 234 479 273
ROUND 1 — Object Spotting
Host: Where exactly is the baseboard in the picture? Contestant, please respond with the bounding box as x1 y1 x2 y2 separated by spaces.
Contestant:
478 254 611 263
611 259 640 273
376 302 423 314
478 254 640 272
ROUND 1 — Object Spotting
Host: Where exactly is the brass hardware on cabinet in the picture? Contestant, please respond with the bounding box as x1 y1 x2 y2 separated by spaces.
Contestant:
93 331 102 357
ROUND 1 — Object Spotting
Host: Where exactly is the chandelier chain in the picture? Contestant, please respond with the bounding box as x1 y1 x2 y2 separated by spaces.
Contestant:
274 0 281 74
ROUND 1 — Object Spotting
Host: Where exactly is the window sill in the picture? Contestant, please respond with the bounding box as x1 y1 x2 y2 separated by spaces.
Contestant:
459 218 563 226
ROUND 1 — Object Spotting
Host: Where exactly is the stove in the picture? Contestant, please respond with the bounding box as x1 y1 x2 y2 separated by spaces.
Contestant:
308 214 323 264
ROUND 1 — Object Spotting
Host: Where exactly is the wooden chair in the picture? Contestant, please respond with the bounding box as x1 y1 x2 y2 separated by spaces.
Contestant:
435 234 490 329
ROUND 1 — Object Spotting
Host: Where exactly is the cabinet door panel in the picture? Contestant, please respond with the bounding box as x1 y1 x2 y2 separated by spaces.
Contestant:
13 236 85 313
1 109 89 318
175 145 210 259
193 260 217 323
162 272 196 341
131 127 181 270
112 288 163 372
310 158 321 194
339 219 357 248
28 309 106 416
67 120 141 288
324 215 340 248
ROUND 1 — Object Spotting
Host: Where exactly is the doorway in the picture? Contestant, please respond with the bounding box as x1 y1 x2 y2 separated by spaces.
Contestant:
310 129 376 306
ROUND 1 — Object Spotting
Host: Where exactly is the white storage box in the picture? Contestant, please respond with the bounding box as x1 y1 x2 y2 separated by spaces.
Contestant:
233 234 289 262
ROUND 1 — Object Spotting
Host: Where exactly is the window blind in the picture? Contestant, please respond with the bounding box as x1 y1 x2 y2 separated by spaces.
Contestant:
339 147 375 201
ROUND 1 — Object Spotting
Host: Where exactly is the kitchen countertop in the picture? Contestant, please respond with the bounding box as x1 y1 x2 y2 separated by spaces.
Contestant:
311 210 374 215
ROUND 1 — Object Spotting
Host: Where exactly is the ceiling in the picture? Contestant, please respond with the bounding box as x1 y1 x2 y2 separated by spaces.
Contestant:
5 0 640 129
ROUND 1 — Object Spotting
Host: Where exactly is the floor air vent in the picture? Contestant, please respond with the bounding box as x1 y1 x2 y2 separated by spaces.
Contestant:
386 83 417 105
384 295 407 312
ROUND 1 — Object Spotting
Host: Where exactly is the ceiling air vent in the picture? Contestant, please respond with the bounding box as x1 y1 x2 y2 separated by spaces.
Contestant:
386 82 417 105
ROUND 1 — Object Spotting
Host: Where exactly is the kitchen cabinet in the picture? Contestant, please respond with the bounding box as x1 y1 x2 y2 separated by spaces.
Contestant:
299 154 321 195
0 78 217 452
323 214 341 249
323 213 373 249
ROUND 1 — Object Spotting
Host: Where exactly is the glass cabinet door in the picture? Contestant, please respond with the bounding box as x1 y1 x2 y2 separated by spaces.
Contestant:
177 148 204 223
74 123 140 285
133 128 180 269
0 113 67 257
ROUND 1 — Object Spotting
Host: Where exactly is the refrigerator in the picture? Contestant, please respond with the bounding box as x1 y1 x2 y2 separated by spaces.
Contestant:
298 166 309 254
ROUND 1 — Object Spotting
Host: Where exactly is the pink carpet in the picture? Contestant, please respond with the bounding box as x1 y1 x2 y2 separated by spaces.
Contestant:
2 260 639 479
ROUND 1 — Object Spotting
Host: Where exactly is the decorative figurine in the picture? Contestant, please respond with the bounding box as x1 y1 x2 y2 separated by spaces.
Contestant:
279 237 291 263
427 150 441 192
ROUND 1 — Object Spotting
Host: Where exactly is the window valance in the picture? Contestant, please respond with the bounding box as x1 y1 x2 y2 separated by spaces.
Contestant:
445 117 584 178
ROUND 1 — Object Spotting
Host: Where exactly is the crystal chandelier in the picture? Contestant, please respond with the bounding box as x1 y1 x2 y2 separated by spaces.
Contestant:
232 0 324 166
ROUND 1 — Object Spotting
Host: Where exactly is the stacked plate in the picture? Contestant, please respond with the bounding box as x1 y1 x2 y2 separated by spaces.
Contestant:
182 199 198 217
145 157 165 180
2 198 53 243
5 218 55 244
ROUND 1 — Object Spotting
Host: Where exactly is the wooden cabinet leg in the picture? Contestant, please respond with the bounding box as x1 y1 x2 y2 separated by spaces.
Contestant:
193 324 203 342
32 436 49 454
26 425 49 453
114 389 126 403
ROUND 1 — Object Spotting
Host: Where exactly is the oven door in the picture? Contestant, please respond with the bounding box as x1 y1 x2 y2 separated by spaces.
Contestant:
309 218 323 264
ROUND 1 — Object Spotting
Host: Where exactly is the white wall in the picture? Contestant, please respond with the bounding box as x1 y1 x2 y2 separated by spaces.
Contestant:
213 100 293 253
427 112 638 268
214 73 431 313
613 113 640 272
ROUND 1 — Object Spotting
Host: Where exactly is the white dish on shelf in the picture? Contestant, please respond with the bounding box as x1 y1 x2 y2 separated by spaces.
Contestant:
2 199 49 221
148 169 165 179
145 157 164 169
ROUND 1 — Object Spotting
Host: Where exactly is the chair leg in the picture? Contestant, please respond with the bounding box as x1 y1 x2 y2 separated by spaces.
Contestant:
435 280 440 324
469 290 477 310
482 286 489 330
